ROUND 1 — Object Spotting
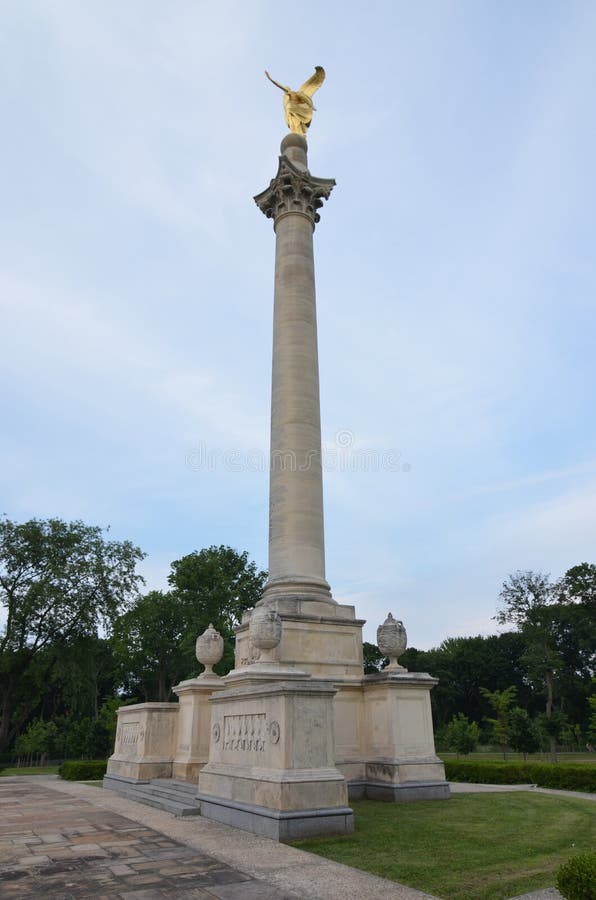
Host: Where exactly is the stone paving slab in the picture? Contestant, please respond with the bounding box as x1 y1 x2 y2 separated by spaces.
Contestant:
0 779 285 898
0 777 436 899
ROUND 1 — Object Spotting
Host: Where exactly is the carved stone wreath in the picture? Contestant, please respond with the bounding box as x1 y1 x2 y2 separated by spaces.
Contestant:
269 720 281 745
212 722 221 743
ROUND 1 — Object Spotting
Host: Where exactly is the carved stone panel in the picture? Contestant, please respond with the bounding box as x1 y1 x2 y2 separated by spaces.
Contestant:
118 721 141 758
222 714 267 752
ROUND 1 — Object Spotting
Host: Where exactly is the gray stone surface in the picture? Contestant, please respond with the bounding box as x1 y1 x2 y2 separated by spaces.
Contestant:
28 777 437 898
197 794 354 840
448 781 535 793
449 781 596 801
365 781 451 802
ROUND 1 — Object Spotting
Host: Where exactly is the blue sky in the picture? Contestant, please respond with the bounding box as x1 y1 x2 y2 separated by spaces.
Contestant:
1 1 595 648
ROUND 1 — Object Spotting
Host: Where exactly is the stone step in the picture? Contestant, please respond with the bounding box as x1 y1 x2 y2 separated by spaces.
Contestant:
103 776 202 817
149 778 198 799
130 790 202 817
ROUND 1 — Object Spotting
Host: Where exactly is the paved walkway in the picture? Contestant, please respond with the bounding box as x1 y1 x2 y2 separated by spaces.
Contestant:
0 777 435 899
449 781 596 802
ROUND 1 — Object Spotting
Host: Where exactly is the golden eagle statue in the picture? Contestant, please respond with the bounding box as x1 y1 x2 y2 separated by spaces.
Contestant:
265 66 326 136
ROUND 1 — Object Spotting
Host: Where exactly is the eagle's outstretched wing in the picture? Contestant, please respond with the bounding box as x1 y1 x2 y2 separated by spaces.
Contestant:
299 66 325 97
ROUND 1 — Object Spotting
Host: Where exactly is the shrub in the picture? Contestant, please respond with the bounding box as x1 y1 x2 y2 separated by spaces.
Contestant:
59 760 107 781
556 851 596 900
444 760 596 793
445 713 480 756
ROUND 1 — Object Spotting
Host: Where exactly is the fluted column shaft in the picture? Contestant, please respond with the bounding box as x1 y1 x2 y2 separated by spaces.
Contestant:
254 134 335 606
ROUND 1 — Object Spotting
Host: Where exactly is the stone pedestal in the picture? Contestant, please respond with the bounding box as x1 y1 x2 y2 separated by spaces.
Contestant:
360 672 449 800
197 674 353 841
171 675 225 783
106 702 178 783
235 601 365 680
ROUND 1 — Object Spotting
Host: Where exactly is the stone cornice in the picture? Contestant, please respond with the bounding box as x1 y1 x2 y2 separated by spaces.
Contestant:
254 155 335 229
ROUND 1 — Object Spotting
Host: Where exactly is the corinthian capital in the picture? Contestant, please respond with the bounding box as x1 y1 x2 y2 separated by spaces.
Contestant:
254 155 335 229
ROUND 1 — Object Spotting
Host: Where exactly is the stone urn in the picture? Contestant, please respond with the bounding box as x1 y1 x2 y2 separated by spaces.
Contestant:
377 613 408 671
249 607 282 663
195 623 224 677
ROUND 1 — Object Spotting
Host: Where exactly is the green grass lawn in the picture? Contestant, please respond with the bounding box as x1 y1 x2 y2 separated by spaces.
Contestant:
0 765 60 776
293 793 596 900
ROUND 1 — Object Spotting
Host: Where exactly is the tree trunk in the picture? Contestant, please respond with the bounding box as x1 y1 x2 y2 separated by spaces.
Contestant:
158 671 168 702
0 683 14 754
545 669 557 764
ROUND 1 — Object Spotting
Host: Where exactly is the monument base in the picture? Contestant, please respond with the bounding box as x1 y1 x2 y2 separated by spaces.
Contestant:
196 675 353 841
363 779 450 802
196 793 354 841
106 702 178 782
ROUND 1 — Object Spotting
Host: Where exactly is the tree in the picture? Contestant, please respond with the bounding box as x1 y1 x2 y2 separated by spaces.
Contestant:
14 717 58 766
401 632 530 728
497 567 596 761
558 563 596 612
0 517 144 752
497 571 560 762
480 686 517 759
363 642 387 674
587 689 596 747
112 590 193 701
168 545 267 673
508 708 541 759
112 546 267 700
556 564 596 730
445 713 480 756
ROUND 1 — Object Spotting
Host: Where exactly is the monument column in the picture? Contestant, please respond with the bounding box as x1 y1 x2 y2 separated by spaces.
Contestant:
255 133 335 607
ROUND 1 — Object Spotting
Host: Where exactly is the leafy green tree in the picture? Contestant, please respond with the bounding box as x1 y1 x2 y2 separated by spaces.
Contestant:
41 635 120 721
497 571 559 761
558 562 596 611
587 691 596 746
363 642 387 674
560 722 583 751
401 632 529 728
95 696 121 752
555 564 596 730
537 709 568 757
112 590 192 701
480 686 517 758
445 713 480 756
112 547 266 701
0 517 144 752
14 718 58 765
508 708 541 759
497 567 596 761
168 545 267 673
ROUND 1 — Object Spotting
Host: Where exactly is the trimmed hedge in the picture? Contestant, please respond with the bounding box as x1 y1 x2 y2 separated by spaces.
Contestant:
59 760 107 781
557 852 596 900
445 760 596 793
